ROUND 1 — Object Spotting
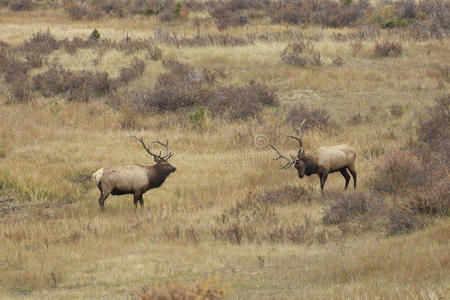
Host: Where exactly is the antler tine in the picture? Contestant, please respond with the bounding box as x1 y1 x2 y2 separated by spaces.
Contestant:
269 144 295 169
152 138 173 160
129 132 160 159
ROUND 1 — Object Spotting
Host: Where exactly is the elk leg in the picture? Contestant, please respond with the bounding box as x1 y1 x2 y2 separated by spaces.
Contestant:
348 168 357 189
138 194 144 208
320 172 328 193
99 192 110 210
340 169 351 190
133 193 140 208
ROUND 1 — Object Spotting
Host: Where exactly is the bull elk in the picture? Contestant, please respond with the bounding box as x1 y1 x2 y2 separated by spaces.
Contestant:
270 120 357 192
92 133 176 209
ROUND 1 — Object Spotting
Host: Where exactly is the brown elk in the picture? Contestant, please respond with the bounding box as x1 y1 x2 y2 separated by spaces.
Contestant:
93 133 176 209
270 120 357 192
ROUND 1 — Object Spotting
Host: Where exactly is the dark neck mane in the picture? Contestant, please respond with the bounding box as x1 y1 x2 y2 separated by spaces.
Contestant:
303 154 319 176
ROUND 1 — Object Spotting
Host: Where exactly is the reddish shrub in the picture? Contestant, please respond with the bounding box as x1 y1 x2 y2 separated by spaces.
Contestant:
371 149 426 194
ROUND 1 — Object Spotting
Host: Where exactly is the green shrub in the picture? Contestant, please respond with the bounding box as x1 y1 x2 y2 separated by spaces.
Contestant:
189 107 210 132
90 29 100 40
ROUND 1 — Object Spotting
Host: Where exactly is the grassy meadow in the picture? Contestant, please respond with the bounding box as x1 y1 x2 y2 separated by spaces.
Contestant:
0 2 449 299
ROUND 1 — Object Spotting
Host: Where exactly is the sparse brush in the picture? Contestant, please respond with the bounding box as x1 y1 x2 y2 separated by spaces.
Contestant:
281 40 321 67
287 104 330 129
389 104 405 118
374 41 403 57
118 58 145 83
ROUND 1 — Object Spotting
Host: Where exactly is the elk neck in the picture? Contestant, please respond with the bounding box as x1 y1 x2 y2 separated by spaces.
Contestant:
302 153 320 176
145 164 171 189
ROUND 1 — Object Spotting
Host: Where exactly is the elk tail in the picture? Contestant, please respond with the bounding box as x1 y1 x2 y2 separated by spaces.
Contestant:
92 168 104 187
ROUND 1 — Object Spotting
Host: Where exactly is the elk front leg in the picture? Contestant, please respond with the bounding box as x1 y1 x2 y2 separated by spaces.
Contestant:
320 172 328 193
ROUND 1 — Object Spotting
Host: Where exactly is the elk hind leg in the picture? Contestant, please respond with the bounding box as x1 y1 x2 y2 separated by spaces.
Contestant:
138 194 144 208
348 167 357 189
340 169 351 190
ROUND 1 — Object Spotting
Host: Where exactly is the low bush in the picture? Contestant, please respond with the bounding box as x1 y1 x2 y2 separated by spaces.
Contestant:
136 275 228 300
8 0 32 11
269 2 304 25
4 59 30 84
32 63 115 101
322 192 384 225
389 103 405 118
286 104 330 129
416 94 449 161
208 1 249 30
373 41 403 57
25 53 43 68
281 40 321 67
20 30 60 55
371 149 426 195
311 0 370 28
118 58 145 83
207 81 278 120
387 206 425 235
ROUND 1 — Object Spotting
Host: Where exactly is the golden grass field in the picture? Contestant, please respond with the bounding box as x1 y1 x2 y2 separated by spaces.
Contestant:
0 6 449 299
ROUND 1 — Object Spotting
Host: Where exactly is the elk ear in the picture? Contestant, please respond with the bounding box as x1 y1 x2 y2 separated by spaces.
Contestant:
154 156 160 163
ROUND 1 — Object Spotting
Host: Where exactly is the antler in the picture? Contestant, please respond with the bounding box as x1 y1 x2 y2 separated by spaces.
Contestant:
130 131 172 161
152 139 173 160
287 119 306 159
269 144 296 169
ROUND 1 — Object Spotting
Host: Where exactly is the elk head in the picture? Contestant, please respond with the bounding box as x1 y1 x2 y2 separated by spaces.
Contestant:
270 120 306 178
130 132 176 175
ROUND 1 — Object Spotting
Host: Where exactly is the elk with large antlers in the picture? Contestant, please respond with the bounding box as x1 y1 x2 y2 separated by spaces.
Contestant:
270 120 357 192
92 132 176 209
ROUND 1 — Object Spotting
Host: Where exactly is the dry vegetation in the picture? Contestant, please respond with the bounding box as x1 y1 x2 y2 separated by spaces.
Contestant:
0 0 449 299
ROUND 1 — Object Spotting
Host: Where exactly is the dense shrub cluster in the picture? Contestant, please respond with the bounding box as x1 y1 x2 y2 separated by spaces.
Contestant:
269 0 370 27
369 95 449 217
129 59 277 120
208 81 278 120
19 30 60 56
281 40 321 67
286 104 330 129
32 63 115 101
8 0 32 11
322 192 383 225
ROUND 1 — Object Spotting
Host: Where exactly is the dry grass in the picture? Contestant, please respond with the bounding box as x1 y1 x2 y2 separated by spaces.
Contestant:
0 5 449 299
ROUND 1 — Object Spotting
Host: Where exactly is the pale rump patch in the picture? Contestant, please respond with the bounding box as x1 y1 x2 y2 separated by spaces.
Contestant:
92 168 104 186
